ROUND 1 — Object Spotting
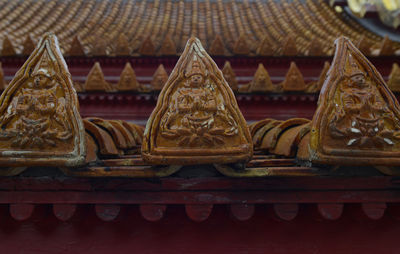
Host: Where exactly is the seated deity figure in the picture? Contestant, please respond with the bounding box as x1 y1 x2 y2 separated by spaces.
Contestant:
0 54 72 148
329 64 400 148
160 60 237 147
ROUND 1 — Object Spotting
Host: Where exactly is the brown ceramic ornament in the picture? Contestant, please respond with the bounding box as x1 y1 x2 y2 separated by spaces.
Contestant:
379 35 394 56
117 63 141 91
115 34 131 56
222 62 238 91
1 36 16 56
84 62 113 92
388 63 400 92
22 35 35 56
257 36 273 56
0 33 86 167
67 35 85 56
282 35 297 56
150 64 168 91
248 64 274 92
139 36 156 56
142 37 252 165
233 34 250 55
309 36 400 166
281 62 306 91
209 35 225 56
159 35 176 56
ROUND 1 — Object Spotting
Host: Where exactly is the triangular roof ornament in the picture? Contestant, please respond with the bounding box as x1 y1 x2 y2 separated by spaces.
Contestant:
84 62 113 92
248 63 274 92
282 35 297 56
307 61 330 93
150 64 168 91
355 35 371 55
233 34 250 55
115 34 131 56
116 63 141 91
139 36 156 56
91 38 107 56
222 61 238 91
22 35 35 56
281 62 306 91
256 36 274 56
307 36 400 166
159 35 176 56
378 35 395 56
67 35 85 56
142 37 252 165
388 63 400 92
209 35 225 56
0 33 86 167
308 38 324 56
1 36 16 56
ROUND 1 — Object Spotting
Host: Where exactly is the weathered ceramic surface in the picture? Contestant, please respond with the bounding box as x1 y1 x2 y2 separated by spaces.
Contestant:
309 36 400 166
150 64 168 91
142 37 252 165
248 64 274 92
221 62 238 91
281 62 306 91
84 62 113 92
117 63 141 91
388 63 400 92
0 33 86 167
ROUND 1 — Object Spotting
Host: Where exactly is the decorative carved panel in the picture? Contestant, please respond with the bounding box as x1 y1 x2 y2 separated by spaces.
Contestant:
142 37 252 165
309 36 400 166
0 33 86 167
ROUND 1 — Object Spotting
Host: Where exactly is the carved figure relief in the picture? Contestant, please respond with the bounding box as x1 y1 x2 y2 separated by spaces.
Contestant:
309 36 400 166
0 33 85 166
142 37 252 165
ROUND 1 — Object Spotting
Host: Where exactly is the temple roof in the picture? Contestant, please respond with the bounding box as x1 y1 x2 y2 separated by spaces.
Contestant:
0 0 398 57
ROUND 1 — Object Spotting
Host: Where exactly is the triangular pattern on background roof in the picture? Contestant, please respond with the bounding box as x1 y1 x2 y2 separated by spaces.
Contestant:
159 35 176 56
142 37 252 165
0 33 86 167
117 63 141 91
150 64 168 91
308 36 400 166
67 35 85 56
2 36 16 56
22 35 35 56
84 62 113 92
222 61 238 91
